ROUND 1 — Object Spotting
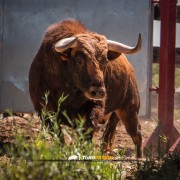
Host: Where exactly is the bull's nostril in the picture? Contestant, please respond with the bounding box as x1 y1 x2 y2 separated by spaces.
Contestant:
90 88 105 98
100 91 105 97
90 90 97 97
86 86 106 100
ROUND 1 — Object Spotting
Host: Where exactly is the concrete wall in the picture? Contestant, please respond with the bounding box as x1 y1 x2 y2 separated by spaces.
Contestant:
0 0 152 116
0 0 4 110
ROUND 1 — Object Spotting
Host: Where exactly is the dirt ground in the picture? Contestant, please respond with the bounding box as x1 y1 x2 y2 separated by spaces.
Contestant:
0 111 179 157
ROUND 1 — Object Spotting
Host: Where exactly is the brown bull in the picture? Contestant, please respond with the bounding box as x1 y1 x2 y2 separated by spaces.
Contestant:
29 19 142 157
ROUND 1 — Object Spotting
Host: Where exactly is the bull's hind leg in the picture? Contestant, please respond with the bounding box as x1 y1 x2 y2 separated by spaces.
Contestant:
102 112 119 152
115 108 142 158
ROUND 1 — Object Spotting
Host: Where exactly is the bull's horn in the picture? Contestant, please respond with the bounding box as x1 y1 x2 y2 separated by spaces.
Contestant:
107 34 141 54
55 37 77 53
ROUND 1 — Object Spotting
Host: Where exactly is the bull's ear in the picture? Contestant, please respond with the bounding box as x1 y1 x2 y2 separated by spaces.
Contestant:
107 51 121 60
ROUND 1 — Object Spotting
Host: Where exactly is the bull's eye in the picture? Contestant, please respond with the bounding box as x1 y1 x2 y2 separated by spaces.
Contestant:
76 57 83 66
74 51 86 67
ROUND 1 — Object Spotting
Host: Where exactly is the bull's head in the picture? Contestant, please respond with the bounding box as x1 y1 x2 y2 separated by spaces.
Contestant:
54 34 141 101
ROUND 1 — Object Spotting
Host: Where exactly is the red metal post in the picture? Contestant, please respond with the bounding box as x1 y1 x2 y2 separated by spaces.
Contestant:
143 0 180 157
158 0 176 133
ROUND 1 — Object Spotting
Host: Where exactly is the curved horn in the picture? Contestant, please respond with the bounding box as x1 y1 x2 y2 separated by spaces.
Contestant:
55 37 77 53
107 34 142 54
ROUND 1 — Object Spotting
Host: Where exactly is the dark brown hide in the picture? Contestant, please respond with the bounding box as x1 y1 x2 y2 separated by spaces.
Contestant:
29 19 142 157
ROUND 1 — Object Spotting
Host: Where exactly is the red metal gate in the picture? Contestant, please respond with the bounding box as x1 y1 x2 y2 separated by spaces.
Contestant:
143 0 180 156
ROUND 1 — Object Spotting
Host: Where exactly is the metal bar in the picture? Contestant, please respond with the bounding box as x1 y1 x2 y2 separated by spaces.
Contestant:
149 86 159 93
153 4 180 23
143 0 179 157
153 47 180 64
152 0 160 4
169 137 180 153
158 0 176 132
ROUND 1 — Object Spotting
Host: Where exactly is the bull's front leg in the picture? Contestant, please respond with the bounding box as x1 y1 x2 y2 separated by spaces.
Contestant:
101 112 119 154
82 101 105 140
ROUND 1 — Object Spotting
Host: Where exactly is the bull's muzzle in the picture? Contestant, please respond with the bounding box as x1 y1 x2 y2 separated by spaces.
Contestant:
84 86 106 100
